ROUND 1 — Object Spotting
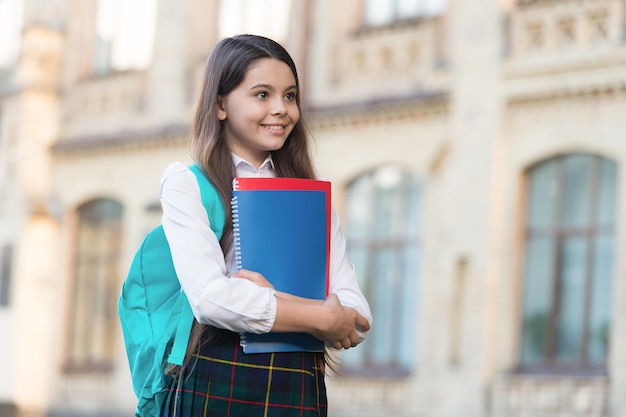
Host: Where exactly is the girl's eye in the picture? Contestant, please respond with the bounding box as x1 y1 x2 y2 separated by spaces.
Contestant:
285 92 297 101
255 91 268 99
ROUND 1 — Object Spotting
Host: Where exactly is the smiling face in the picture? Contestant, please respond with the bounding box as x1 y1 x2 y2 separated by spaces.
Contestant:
217 57 300 169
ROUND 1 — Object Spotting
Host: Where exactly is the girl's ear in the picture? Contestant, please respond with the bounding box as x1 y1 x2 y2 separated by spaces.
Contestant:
217 96 227 120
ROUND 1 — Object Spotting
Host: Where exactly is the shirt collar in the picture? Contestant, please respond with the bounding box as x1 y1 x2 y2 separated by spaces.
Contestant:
231 153 275 174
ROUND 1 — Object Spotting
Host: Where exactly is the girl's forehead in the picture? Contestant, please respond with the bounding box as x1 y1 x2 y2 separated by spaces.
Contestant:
243 58 296 85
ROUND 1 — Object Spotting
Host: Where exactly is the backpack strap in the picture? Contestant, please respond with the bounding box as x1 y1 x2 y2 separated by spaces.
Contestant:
167 163 226 366
167 294 194 365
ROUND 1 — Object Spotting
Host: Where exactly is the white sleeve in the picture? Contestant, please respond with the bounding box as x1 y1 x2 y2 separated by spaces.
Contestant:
328 206 373 335
159 162 277 334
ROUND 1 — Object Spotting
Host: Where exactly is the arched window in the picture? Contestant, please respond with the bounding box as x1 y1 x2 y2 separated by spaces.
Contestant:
66 198 124 372
520 154 617 373
342 166 421 375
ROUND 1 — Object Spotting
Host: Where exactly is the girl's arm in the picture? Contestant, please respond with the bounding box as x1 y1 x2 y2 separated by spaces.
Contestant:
234 269 370 349
274 294 369 349
160 163 278 334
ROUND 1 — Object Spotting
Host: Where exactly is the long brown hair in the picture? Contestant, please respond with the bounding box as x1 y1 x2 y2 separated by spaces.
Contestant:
179 34 318 370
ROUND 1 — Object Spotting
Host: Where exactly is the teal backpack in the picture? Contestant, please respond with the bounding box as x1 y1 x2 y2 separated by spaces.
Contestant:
118 164 226 417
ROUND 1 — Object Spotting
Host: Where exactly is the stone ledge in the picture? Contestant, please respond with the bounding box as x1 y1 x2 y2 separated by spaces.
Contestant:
491 373 609 416
51 124 188 155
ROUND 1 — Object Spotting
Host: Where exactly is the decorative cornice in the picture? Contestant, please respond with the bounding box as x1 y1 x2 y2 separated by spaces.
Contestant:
51 92 450 154
51 123 189 156
504 49 626 104
305 90 449 130
350 15 436 38
505 70 626 104
506 81 626 105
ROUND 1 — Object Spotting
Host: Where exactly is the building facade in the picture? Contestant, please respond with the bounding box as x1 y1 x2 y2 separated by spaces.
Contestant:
1 0 625 416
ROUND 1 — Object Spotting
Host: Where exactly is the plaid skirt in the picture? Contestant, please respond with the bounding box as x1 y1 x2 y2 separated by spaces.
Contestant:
161 328 328 417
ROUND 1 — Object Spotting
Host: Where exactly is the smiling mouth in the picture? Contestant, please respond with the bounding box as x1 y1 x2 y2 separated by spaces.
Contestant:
262 124 287 132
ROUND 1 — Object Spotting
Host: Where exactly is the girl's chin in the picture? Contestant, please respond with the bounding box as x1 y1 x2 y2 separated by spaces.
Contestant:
262 138 289 150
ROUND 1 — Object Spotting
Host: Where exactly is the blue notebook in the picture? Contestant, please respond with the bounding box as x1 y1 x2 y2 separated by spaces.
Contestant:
232 177 331 354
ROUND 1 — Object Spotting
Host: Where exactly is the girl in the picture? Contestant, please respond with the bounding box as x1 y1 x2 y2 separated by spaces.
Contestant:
159 34 372 417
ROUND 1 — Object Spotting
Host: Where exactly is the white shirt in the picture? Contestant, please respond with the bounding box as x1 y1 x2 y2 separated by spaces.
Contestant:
160 155 373 335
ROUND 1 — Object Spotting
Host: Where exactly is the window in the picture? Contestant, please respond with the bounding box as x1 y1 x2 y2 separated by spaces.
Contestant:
218 0 292 45
0 0 23 69
66 199 124 371
342 166 421 375
94 0 157 74
0 244 13 306
363 0 447 26
520 154 617 373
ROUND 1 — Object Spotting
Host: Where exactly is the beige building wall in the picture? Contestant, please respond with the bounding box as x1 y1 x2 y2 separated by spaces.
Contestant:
307 0 499 414
0 89 21 407
1 0 626 416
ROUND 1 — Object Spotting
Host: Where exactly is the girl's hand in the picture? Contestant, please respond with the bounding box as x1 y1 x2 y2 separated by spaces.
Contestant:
232 269 274 289
314 293 370 350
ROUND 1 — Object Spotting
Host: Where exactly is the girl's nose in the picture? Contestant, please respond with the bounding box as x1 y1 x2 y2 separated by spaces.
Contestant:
271 98 287 115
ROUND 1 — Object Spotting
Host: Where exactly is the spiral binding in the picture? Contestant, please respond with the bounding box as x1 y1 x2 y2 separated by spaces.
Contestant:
231 194 242 272
232 178 248 348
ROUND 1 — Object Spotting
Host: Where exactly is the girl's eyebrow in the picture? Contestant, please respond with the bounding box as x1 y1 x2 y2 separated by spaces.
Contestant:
249 83 297 92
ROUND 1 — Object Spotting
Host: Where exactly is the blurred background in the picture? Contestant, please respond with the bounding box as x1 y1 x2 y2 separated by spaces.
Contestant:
0 0 625 416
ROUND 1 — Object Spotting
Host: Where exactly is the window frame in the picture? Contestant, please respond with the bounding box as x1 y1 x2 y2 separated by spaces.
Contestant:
517 153 617 376
340 166 421 377
63 198 124 373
